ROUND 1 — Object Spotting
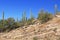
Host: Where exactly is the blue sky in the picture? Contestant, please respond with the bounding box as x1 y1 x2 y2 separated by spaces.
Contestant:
0 0 60 20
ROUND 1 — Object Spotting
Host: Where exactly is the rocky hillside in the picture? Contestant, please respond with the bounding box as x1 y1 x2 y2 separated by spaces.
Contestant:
0 17 60 40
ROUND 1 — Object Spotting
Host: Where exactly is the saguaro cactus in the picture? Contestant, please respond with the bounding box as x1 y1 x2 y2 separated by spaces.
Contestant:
30 9 34 20
21 10 27 26
22 10 26 23
54 4 58 15
17 17 18 22
2 11 4 27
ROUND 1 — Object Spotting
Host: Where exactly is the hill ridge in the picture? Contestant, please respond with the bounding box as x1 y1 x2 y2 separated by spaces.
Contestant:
0 17 60 40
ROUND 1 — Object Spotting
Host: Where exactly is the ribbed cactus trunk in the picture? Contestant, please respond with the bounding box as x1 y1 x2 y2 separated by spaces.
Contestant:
30 9 34 20
17 17 18 22
54 4 58 15
30 9 33 19
21 10 27 26
30 9 34 24
2 11 4 27
22 10 26 22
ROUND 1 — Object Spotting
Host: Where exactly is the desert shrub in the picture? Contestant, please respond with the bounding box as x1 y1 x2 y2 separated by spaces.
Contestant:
41 13 53 24
0 23 4 29
37 11 53 24
33 37 38 40
27 18 34 25
0 20 8 32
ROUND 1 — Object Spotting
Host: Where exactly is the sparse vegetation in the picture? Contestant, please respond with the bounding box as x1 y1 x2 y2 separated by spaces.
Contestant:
26 9 35 25
37 10 53 24
0 9 53 32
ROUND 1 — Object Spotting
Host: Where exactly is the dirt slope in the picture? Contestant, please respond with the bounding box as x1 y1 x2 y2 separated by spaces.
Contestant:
0 17 60 40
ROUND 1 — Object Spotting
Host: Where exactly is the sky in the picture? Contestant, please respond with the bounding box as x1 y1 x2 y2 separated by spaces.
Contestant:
0 0 60 20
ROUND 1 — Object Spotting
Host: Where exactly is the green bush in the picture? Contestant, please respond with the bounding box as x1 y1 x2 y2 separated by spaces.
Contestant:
27 18 34 25
38 12 53 24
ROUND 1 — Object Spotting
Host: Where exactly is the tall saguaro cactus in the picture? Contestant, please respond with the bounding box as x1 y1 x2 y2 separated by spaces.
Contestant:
30 9 35 24
17 17 18 22
54 4 58 15
22 10 26 23
2 11 4 27
30 9 34 20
